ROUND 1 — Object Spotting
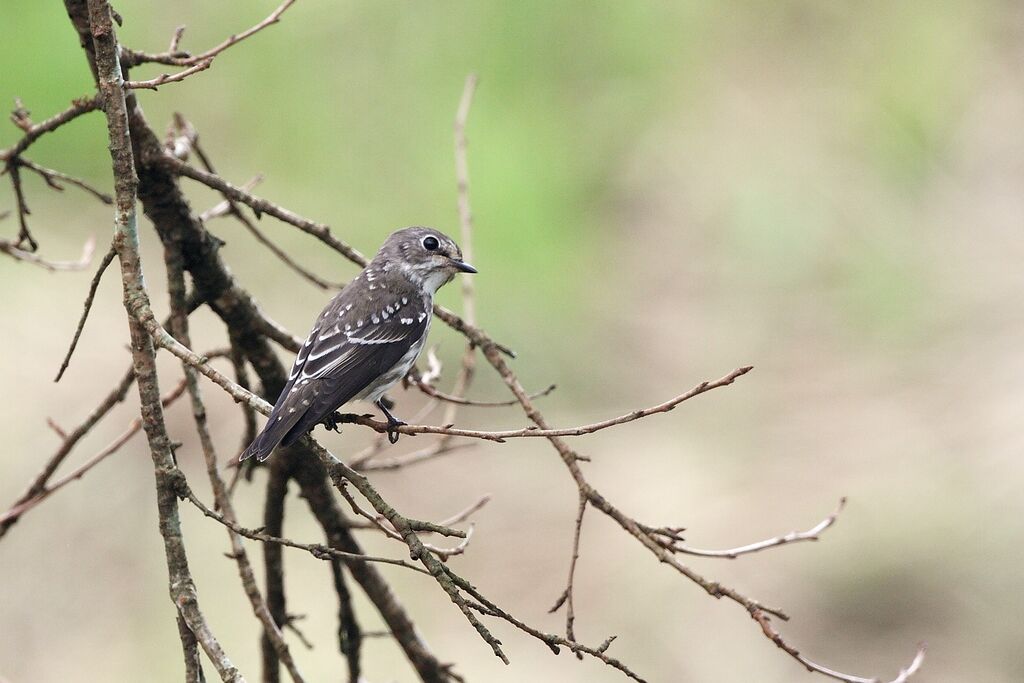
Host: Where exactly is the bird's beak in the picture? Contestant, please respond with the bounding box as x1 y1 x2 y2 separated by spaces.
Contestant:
451 259 477 274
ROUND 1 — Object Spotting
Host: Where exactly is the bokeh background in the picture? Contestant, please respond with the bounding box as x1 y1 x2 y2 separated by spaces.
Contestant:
2 1 1022 681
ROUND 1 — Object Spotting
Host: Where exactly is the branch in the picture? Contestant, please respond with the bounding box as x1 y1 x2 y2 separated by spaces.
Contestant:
183 488 429 575
648 498 847 559
85 1 243 678
340 366 752 442
289 458 460 682
549 493 587 655
0 95 100 162
0 377 187 530
54 242 116 381
6 159 36 250
261 455 290 683
752 610 926 683
440 73 481 434
124 58 213 90
165 243 305 683
412 372 557 407
15 157 113 204
0 234 96 271
161 152 369 265
0 364 135 538
174 116 341 290
330 560 362 683
122 0 297 68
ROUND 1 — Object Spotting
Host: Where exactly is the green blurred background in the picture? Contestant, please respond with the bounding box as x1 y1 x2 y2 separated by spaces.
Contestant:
2 1 1022 681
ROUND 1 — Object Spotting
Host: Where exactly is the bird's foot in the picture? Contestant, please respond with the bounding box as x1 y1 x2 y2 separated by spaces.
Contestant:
375 399 407 444
322 411 365 433
384 415 407 445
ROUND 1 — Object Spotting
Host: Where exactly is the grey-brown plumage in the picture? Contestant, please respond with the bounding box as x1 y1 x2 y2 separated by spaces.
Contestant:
241 227 476 462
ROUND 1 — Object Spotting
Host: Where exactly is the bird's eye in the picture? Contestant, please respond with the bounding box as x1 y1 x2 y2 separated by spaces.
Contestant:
422 236 440 251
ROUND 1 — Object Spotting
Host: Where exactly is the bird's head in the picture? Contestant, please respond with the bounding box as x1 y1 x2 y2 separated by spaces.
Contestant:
379 226 476 294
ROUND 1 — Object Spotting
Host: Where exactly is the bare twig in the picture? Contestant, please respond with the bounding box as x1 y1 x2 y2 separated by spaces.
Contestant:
341 366 752 442
353 440 475 472
0 234 96 271
85 1 243 678
437 495 491 528
169 25 186 52
174 120 340 290
330 560 363 682
124 58 214 90
163 153 369 265
549 493 587 655
228 345 258 465
125 0 296 68
6 159 36 250
261 456 291 683
0 95 100 162
199 174 262 221
0 365 135 538
0 377 187 528
315 450 509 665
442 73 481 432
185 0 296 64
54 243 116 381
751 609 926 683
412 374 557 407
663 498 847 559
166 243 306 683
184 489 428 575
452 570 647 682
16 157 113 204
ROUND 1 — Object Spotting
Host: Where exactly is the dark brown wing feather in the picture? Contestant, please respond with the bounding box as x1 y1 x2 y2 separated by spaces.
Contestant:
240 281 427 462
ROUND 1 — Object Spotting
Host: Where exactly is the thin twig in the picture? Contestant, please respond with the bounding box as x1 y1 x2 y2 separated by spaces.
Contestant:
123 0 297 68
0 95 101 162
330 560 362 682
183 490 429 575
165 241 306 683
124 58 214 90
0 377 186 528
453 570 647 682
342 366 752 442
413 374 557 407
662 498 847 559
16 157 113 204
354 440 475 472
6 160 36 250
54 243 116 381
228 345 258 466
549 493 587 656
437 495 491 528
0 234 96 271
751 609 926 683
0 365 135 538
441 73 481 433
174 120 340 290
163 153 368 265
199 174 263 221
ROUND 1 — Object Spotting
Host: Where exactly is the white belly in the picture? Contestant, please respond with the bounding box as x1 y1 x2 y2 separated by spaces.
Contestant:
354 316 429 404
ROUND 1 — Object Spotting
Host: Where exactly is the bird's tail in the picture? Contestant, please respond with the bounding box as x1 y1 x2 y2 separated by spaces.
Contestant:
239 398 306 462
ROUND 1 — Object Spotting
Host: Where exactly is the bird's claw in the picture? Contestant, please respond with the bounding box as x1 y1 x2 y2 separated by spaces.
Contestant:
322 411 362 433
385 417 406 444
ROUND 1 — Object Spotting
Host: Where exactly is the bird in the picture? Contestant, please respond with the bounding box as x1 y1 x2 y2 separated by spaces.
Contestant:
240 226 476 462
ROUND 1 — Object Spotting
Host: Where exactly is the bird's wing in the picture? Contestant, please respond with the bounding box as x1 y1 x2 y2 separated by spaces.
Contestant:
279 313 428 447
241 288 428 461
